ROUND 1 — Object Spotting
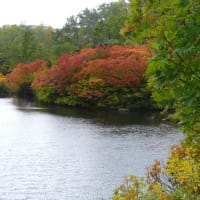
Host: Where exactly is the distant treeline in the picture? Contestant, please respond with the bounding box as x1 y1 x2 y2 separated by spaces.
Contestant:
0 0 130 74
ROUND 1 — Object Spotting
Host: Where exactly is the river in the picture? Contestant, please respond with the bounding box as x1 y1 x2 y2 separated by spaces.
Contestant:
0 98 182 200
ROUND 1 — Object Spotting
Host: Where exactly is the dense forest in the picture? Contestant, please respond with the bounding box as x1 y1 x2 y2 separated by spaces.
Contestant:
0 0 200 199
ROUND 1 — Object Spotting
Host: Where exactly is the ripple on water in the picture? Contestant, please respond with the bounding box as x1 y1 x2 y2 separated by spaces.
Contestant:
0 98 182 200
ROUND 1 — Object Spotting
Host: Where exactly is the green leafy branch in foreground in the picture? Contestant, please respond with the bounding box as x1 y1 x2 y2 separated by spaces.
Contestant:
112 0 200 199
123 0 200 142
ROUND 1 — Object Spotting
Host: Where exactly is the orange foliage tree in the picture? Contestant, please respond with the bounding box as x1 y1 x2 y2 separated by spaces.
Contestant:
32 45 152 108
6 59 47 96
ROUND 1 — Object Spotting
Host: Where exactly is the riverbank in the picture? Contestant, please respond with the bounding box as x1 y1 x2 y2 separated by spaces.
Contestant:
1 45 157 111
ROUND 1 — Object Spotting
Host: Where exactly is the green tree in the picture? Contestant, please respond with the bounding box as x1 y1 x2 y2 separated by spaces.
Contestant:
95 0 129 45
22 29 36 62
0 25 55 73
0 25 24 73
53 16 79 56
33 25 55 61
57 0 130 52
124 0 200 142
112 1 200 199
78 8 99 47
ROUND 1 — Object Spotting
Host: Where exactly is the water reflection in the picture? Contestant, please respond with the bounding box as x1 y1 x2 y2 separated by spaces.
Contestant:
0 98 182 200
13 97 163 126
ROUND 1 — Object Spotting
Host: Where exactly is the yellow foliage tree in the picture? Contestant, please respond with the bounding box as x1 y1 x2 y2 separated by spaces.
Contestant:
112 144 200 200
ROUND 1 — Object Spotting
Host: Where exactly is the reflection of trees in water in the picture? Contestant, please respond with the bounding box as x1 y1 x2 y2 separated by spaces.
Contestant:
12 97 164 126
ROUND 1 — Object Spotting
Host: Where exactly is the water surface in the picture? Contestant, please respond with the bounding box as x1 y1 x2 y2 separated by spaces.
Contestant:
0 98 182 200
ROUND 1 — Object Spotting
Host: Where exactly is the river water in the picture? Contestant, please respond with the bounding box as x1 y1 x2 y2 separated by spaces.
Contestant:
0 98 182 200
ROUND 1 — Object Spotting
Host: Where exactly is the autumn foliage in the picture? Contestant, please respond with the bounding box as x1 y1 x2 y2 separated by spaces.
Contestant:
5 45 152 108
33 45 150 88
0 73 8 96
0 73 6 85
146 143 200 199
6 59 47 96
113 143 200 200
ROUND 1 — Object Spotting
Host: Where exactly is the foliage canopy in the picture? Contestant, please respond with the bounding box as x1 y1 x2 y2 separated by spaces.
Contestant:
123 0 200 143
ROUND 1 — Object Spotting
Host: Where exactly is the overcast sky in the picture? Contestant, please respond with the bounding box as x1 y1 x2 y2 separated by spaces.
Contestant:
0 0 116 28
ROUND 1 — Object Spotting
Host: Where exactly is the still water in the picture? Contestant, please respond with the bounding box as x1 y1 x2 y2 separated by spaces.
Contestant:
0 98 182 200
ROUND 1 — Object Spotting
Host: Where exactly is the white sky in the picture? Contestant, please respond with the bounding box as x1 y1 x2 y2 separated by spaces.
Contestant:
0 0 116 28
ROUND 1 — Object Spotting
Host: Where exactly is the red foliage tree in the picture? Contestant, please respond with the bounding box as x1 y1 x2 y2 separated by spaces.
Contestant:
32 53 85 92
32 47 102 92
32 45 151 104
6 59 47 93
73 45 151 86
